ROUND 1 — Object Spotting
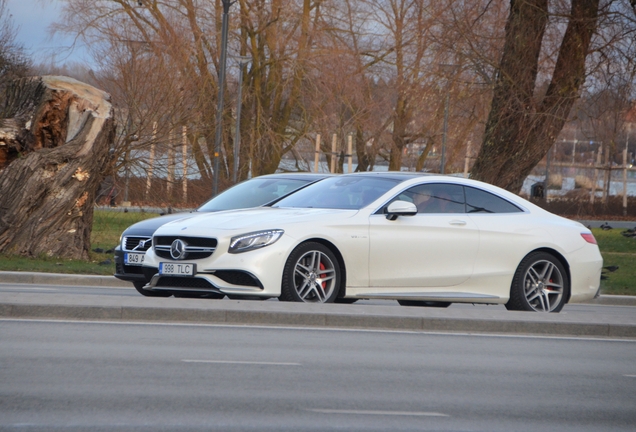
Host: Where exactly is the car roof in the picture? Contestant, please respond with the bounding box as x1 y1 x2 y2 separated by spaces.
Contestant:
335 171 534 208
334 171 429 181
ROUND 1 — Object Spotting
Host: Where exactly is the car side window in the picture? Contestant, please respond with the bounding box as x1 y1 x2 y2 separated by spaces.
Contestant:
400 184 465 214
464 186 522 213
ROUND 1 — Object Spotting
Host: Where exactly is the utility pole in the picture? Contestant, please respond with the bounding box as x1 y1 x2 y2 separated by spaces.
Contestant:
439 64 458 174
213 0 233 196
233 57 250 184
441 92 449 174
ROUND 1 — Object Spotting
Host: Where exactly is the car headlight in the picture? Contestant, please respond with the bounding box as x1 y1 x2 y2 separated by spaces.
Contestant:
229 229 284 254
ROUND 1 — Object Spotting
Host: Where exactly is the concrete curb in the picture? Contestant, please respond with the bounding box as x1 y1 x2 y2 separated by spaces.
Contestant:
1 271 635 339
1 302 634 339
584 295 636 306
0 271 131 288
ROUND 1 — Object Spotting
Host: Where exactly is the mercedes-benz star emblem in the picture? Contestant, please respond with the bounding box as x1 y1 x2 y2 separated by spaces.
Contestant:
170 239 187 260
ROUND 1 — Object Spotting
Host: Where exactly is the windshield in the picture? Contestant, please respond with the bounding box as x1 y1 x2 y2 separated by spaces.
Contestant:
273 176 401 210
197 178 310 212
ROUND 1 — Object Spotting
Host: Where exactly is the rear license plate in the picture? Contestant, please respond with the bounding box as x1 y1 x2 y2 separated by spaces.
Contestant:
159 262 195 276
124 252 145 266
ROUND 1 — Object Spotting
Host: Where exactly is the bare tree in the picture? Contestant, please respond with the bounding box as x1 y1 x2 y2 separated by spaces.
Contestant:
470 0 602 192
300 0 386 172
315 0 501 174
51 0 635 196
235 0 321 177
55 0 331 187
0 0 31 89
55 0 223 190
581 0 636 156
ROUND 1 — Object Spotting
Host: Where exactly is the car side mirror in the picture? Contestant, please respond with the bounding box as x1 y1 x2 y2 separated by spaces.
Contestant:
386 200 418 220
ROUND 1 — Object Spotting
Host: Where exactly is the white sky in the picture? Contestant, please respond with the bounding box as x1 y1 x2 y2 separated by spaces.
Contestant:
5 0 89 65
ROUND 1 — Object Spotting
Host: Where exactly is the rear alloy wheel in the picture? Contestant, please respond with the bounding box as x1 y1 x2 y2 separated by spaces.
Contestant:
506 252 568 313
280 242 340 303
397 300 451 308
133 281 172 297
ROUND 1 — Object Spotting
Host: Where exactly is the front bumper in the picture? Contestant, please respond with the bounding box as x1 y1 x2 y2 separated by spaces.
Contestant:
114 246 149 283
145 270 268 297
141 234 295 297
568 245 603 303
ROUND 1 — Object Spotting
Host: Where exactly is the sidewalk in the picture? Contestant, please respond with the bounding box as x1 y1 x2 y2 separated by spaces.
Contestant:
1 271 635 339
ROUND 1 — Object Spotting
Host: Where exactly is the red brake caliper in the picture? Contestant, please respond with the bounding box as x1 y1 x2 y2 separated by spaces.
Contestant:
319 262 327 289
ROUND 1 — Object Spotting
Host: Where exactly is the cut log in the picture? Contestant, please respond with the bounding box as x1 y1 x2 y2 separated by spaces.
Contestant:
0 76 115 259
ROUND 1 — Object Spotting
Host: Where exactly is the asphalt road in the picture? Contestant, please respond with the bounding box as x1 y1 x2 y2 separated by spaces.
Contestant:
1 319 635 432
1 277 635 339
1 281 635 316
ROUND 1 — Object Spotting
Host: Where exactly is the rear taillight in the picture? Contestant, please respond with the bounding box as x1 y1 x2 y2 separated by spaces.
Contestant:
581 233 597 244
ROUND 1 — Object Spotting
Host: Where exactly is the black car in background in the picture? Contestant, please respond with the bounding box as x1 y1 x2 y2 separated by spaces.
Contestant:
114 173 329 297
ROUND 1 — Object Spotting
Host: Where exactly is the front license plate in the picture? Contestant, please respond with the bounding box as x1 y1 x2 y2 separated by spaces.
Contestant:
159 262 195 276
124 252 145 266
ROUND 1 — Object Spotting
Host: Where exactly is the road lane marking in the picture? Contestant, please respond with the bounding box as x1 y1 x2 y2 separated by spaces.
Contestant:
182 359 300 366
624 375 636 378
309 409 449 417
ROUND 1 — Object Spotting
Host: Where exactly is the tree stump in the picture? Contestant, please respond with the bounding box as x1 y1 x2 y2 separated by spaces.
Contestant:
0 76 115 259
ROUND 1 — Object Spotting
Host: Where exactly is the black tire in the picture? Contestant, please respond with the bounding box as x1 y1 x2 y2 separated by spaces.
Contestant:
505 251 569 313
280 242 341 303
133 281 172 297
397 300 451 308
335 297 358 304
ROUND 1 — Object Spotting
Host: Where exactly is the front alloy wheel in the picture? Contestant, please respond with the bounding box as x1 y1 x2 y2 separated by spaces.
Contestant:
506 252 568 312
280 242 340 303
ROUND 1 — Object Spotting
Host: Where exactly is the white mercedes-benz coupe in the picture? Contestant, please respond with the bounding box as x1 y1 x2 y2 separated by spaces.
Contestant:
141 172 602 312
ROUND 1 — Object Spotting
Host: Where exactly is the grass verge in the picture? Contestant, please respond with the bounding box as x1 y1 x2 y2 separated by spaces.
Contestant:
593 228 636 296
0 210 158 276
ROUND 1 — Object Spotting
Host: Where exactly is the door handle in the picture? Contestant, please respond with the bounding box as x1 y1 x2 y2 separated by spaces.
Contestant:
449 220 467 226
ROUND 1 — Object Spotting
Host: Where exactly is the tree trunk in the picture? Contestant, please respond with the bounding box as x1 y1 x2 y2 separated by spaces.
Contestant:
354 125 371 172
471 0 599 193
388 94 408 171
0 76 115 259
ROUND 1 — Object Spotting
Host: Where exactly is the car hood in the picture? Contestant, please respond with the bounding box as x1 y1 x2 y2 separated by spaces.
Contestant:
121 212 200 237
155 207 358 235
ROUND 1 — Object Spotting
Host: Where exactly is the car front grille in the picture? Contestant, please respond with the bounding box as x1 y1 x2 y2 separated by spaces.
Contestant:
143 267 158 280
123 236 152 252
117 261 142 274
153 236 218 260
214 270 262 288
122 264 144 274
